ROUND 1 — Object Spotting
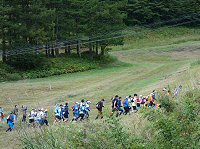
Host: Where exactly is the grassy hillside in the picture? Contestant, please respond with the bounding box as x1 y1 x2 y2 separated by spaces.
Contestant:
0 54 118 82
19 89 200 149
0 27 200 148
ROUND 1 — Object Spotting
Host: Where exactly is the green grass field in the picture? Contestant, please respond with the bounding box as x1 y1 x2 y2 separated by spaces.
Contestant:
0 27 200 148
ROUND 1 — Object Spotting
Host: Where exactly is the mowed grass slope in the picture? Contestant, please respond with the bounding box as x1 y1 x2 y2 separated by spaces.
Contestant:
0 27 200 148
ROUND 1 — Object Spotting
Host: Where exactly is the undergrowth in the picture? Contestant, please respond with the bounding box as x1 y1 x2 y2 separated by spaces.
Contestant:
0 53 118 82
141 89 200 149
19 89 200 149
20 117 145 149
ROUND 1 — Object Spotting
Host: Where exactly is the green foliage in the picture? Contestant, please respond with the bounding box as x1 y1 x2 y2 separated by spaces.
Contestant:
143 89 200 148
21 117 144 149
0 54 117 81
125 0 200 26
6 53 50 70
158 96 176 112
21 88 200 149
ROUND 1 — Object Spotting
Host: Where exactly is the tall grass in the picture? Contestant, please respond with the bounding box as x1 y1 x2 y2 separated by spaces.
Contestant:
142 89 200 149
20 88 200 149
20 116 146 149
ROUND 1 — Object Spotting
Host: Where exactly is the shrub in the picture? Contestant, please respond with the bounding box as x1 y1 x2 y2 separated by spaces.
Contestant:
6 53 50 70
158 95 175 112
6 73 22 81
20 117 144 149
144 89 200 148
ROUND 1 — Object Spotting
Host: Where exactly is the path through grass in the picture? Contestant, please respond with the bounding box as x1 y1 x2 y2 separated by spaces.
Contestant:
0 27 200 148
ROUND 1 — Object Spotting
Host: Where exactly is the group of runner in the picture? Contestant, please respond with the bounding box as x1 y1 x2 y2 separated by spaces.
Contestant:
54 99 91 123
28 108 49 128
1 86 182 132
110 92 159 117
0 105 49 132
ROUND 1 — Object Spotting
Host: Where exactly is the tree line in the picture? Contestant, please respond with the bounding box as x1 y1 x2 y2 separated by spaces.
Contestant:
1 0 200 62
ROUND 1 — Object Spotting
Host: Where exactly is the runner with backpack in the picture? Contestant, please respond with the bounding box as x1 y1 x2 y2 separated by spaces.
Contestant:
43 109 49 126
72 102 79 121
116 97 123 117
132 94 137 112
28 108 36 128
95 99 105 120
78 103 86 121
85 100 91 119
0 107 6 126
6 112 15 132
13 105 18 121
63 103 69 123
54 104 62 124
123 97 130 115
110 95 119 117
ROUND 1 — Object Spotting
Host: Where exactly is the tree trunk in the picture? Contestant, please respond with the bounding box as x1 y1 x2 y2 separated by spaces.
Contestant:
77 40 81 57
54 43 59 57
89 38 93 59
95 41 98 57
51 45 55 57
45 44 49 57
48 45 51 57
93 44 95 51
67 44 71 55
55 47 59 57
64 42 68 54
101 45 105 56
2 27 6 62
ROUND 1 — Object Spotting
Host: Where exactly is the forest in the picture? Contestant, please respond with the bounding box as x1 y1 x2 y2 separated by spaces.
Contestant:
0 0 200 80
1 0 200 57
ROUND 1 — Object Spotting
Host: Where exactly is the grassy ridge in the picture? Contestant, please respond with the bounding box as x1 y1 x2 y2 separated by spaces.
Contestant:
0 27 200 148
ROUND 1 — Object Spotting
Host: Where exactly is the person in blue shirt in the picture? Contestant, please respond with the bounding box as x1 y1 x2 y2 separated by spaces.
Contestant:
54 105 62 124
116 97 123 117
123 97 130 115
78 104 86 121
54 104 59 114
63 103 69 123
72 102 79 122
110 95 119 117
6 112 15 132
85 101 91 119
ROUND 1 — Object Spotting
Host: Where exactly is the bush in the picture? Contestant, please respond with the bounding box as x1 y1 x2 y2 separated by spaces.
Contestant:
158 95 175 112
144 89 200 148
0 54 116 81
6 53 50 70
20 117 144 149
6 73 22 81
